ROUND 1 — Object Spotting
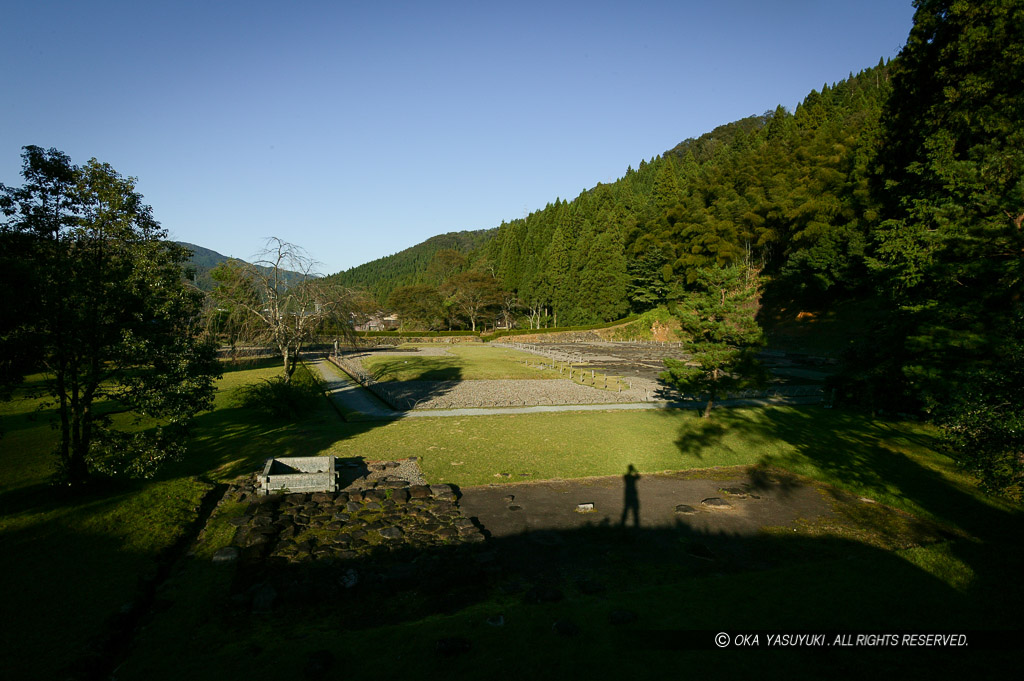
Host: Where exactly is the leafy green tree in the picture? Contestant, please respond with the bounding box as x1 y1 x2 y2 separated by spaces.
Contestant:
937 310 1024 501
387 284 444 330
211 238 356 383
868 0 1024 496
425 248 468 285
627 245 674 312
661 265 765 418
441 270 502 331
0 146 220 484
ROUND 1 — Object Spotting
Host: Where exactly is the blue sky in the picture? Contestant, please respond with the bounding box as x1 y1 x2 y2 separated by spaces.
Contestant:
1 0 916 274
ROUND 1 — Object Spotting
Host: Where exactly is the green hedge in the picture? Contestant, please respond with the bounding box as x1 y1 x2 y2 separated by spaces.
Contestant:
483 314 641 340
355 330 480 338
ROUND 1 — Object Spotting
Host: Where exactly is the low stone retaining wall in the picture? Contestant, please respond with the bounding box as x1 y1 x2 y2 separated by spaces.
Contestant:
490 330 607 344
347 335 482 348
327 354 408 410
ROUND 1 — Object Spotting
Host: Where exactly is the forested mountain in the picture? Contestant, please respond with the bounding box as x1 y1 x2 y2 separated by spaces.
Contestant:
339 61 892 326
175 241 230 290
176 241 312 291
483 60 891 325
330 229 495 303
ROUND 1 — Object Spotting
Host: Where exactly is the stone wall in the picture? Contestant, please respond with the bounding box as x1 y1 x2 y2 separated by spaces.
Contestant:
225 476 485 567
345 335 482 349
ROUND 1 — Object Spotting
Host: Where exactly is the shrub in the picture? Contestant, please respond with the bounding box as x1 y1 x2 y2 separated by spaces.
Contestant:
232 364 326 419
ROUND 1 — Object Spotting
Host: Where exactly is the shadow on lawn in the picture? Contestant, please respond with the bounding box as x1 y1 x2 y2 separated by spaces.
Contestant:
750 406 1017 539
659 405 1019 537
656 405 1023 659
113 509 1021 681
369 360 463 382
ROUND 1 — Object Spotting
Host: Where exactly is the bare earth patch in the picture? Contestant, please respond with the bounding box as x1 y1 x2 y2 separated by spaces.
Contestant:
458 468 836 538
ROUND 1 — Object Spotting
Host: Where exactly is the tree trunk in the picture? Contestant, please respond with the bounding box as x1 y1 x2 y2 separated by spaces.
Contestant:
282 346 292 383
703 372 719 419
702 396 714 419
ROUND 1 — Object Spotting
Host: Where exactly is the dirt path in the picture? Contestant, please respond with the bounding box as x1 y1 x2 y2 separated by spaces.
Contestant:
459 469 833 538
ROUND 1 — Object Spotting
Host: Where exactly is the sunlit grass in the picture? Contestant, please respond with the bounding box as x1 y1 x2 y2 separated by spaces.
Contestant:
3 361 1021 680
360 344 564 381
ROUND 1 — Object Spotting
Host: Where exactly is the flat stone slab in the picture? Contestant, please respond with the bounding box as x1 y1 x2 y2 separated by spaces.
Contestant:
259 456 337 495
701 497 732 509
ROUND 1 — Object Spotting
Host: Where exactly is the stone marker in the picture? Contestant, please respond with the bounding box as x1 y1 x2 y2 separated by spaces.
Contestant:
575 502 596 513
719 486 749 498
212 546 239 563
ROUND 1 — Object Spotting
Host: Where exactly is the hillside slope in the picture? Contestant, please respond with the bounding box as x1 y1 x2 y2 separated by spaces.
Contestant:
329 229 495 304
331 61 892 328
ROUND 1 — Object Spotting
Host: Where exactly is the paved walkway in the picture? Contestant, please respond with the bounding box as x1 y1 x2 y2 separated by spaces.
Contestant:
309 358 823 422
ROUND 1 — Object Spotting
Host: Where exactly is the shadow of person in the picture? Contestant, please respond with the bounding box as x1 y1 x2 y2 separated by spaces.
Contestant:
620 464 641 528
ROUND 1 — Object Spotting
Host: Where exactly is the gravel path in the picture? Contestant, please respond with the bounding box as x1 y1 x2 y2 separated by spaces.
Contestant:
374 377 656 409
311 358 822 421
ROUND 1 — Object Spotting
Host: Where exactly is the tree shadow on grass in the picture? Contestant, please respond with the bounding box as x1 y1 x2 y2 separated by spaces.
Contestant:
670 416 728 459
655 403 1017 536
361 354 461 382
114 511 1021 681
217 356 283 374
659 403 1023 658
746 406 1020 538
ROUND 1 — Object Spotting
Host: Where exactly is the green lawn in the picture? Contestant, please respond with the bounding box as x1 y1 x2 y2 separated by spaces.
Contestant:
2 362 1021 680
360 344 565 381
0 376 213 680
322 405 1011 535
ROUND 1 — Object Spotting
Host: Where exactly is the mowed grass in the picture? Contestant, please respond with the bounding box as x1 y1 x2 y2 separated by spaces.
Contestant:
0 376 213 680
0 360 320 680
117 378 1023 680
324 405 1015 536
360 344 563 381
3 362 1022 679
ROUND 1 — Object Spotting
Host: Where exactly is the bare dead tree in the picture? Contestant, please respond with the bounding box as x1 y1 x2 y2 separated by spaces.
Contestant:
211 238 356 382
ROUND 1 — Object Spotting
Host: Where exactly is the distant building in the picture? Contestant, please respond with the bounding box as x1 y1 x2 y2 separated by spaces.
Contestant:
353 312 400 332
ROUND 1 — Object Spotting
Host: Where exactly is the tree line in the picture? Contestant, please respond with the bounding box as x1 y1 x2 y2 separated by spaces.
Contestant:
1 0 1020 498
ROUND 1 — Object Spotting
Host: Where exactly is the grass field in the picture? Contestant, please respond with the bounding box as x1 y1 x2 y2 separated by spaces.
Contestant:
1 361 1021 680
360 344 565 381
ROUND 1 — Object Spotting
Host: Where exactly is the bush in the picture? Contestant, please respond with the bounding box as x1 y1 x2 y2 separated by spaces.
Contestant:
232 364 326 419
